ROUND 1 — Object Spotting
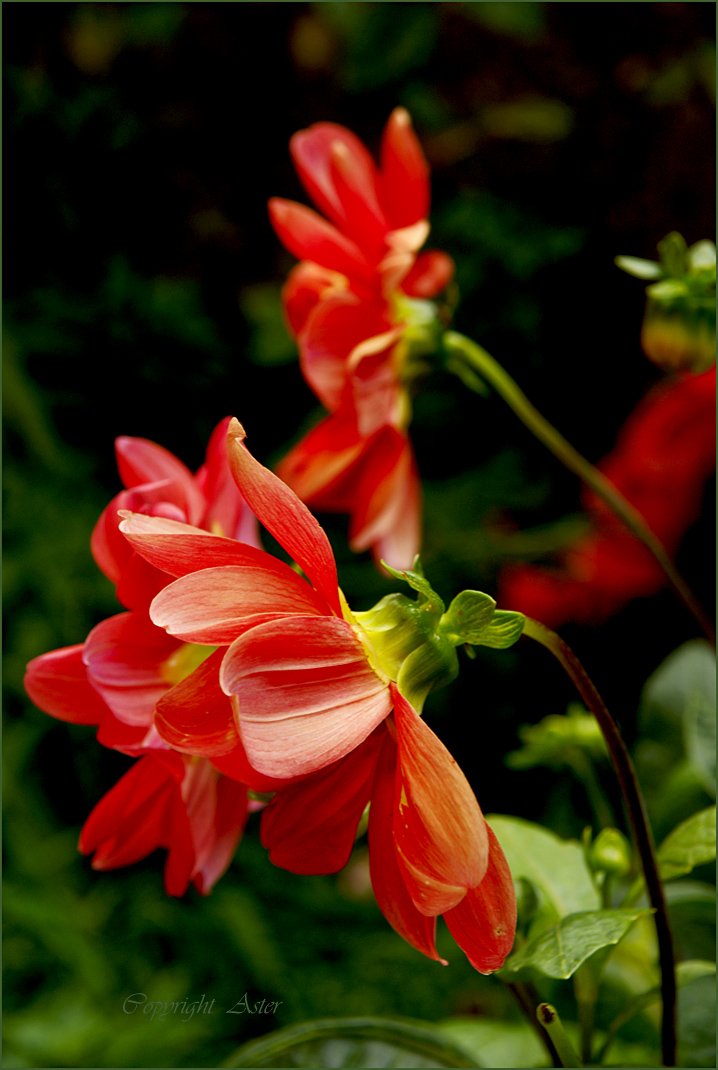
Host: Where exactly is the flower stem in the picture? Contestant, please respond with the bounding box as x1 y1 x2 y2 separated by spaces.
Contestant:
505 980 562 1067
536 1003 583 1068
442 330 715 644
522 616 677 1067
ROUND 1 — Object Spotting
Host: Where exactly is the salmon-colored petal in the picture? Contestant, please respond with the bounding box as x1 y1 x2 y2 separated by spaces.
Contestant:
25 645 110 725
150 564 326 645
298 291 390 411
368 731 445 963
277 408 365 511
83 612 179 726
195 416 261 546
154 650 238 756
226 420 342 616
91 485 185 587
392 685 488 915
349 430 421 570
444 824 517 974
116 436 206 525
192 773 249 894
220 615 391 778
379 108 430 231
210 742 302 794
269 198 374 284
119 512 299 582
261 729 384 874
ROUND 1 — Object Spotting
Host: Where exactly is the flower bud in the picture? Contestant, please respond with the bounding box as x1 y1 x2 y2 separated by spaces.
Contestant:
588 828 632 878
617 232 716 375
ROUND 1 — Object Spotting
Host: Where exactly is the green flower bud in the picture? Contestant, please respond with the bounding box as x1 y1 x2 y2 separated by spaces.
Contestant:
588 828 632 878
617 232 716 374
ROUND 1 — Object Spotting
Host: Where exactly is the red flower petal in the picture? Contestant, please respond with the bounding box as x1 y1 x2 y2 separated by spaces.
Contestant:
368 731 445 963
115 436 205 524
392 685 488 915
261 729 384 874
379 108 430 231
349 429 421 570
282 261 348 338
226 420 342 616
150 564 327 645
191 772 249 894
195 416 261 546
290 122 384 240
444 824 517 974
220 615 392 778
277 408 366 512
83 612 179 726
269 198 374 284
154 649 238 756
401 250 455 299
25 645 110 725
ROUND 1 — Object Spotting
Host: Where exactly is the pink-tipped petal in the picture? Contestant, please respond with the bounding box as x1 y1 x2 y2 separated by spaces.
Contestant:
119 512 298 580
220 615 391 778
25 645 110 725
226 420 342 616
379 108 430 230
368 731 445 963
269 198 374 284
83 612 179 726
392 686 489 916
115 436 205 525
261 729 384 875
150 564 327 645
444 824 517 974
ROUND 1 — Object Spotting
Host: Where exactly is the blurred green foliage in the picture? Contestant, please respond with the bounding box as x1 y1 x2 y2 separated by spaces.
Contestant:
4 2 715 1067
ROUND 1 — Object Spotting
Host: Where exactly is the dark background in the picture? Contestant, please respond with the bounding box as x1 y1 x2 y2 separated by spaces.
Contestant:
4 4 715 1067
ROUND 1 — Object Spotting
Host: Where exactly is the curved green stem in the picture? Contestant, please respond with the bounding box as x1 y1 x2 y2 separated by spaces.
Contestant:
443 331 715 645
536 1004 583 1068
522 617 677 1067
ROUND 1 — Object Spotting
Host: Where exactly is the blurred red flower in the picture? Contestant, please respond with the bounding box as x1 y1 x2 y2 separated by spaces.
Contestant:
270 109 453 568
500 368 716 627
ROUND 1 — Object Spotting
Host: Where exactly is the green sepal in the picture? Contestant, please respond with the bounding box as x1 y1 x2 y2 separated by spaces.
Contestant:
439 591 525 650
614 255 662 280
440 590 497 644
657 231 689 278
397 639 459 713
380 559 445 613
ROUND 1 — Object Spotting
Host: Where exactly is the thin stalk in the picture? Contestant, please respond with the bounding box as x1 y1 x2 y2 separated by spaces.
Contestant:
443 331 715 644
505 980 562 1068
522 617 677 1066
536 1004 583 1068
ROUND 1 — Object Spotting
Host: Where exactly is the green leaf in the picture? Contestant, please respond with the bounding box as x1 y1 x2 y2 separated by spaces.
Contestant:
502 908 651 979
221 1017 479 1068
487 816 599 927
438 1017 548 1069
614 254 662 280
657 806 716 881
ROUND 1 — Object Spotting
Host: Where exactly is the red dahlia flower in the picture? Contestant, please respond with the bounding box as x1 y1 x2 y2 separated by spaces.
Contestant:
120 419 516 969
500 368 716 627
270 108 454 568
24 419 261 893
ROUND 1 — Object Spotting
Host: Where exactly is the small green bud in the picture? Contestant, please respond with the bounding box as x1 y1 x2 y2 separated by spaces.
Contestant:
588 828 632 878
617 232 716 374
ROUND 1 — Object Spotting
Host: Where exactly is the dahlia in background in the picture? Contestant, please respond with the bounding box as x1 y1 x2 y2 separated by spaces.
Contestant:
500 368 716 628
270 108 454 569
